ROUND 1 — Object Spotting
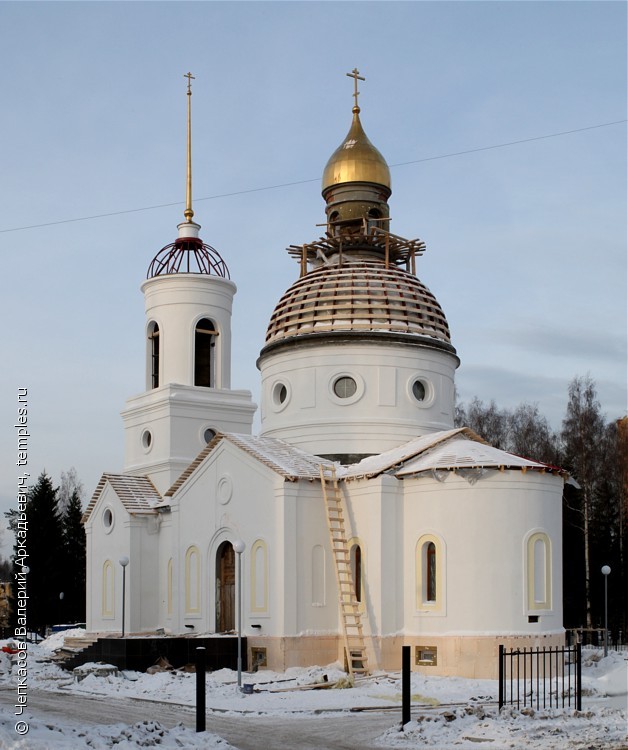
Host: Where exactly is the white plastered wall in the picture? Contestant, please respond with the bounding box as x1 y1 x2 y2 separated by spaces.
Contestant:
259 340 458 455
85 484 160 634
141 273 236 390
401 470 564 636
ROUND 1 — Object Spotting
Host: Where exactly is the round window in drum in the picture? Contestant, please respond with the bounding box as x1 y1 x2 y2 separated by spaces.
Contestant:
333 376 357 399
273 382 288 405
412 379 427 402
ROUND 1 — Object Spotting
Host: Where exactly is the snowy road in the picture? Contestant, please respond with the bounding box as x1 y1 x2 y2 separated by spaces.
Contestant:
3 687 399 749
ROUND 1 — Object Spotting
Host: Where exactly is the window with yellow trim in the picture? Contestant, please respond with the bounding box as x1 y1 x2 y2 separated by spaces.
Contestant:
349 542 363 603
416 535 445 612
311 545 325 606
526 532 552 611
166 558 173 617
102 560 114 618
185 546 201 614
250 540 268 613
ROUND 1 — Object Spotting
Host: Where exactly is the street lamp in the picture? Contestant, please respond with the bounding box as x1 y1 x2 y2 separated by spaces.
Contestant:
232 540 245 689
601 565 611 657
119 556 129 638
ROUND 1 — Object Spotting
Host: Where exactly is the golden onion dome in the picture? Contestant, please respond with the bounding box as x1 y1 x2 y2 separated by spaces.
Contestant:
322 107 391 192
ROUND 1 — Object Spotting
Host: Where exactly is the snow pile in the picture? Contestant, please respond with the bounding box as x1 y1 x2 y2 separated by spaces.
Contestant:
381 705 626 749
0 716 234 749
0 634 625 749
37 628 87 654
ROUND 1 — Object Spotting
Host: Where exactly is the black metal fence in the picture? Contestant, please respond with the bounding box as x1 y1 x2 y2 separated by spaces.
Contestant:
498 643 582 711
566 628 626 651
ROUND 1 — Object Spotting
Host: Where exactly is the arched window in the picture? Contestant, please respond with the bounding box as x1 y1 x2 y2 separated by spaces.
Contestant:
166 558 173 617
426 542 436 602
367 208 381 231
416 535 445 612
148 322 160 389
185 546 201 614
194 318 217 387
250 540 268 613
526 531 552 611
350 542 363 604
311 545 325 606
102 560 114 618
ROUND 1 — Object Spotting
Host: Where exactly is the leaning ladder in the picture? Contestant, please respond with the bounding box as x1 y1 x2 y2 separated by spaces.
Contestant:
319 464 369 677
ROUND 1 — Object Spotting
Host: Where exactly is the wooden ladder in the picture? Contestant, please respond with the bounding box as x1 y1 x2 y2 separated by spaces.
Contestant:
319 464 369 677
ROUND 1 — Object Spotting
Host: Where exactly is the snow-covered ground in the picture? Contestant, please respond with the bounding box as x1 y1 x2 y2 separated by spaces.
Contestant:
0 629 626 749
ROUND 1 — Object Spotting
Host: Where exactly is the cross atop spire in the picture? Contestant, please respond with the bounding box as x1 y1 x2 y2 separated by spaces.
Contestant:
346 68 365 112
184 71 195 95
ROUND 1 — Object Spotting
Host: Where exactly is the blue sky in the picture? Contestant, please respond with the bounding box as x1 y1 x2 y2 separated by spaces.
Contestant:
0 1 625 549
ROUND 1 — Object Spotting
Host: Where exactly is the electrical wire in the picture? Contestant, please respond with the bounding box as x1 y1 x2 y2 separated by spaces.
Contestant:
1 119 625 234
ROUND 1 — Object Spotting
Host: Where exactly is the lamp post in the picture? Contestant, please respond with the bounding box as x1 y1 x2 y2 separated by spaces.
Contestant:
601 565 611 657
232 540 245 689
119 556 129 638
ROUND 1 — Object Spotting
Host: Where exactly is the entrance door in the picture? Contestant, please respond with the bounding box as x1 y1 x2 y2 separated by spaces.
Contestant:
216 542 235 632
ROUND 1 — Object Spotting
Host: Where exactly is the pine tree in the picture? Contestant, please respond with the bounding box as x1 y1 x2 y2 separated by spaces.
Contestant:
7 472 65 631
60 489 86 623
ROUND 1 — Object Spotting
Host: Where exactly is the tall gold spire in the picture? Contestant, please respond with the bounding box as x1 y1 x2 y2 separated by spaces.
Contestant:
184 72 195 222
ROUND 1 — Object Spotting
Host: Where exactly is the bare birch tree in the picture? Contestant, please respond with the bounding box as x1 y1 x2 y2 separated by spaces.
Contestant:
561 375 606 629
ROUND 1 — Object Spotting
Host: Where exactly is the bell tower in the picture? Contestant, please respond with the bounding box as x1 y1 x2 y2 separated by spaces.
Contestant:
122 74 256 493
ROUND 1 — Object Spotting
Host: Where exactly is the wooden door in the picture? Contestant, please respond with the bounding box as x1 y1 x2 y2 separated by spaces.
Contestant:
216 542 235 632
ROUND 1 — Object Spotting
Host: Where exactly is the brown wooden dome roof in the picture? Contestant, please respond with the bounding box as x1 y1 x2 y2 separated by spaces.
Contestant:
265 262 451 347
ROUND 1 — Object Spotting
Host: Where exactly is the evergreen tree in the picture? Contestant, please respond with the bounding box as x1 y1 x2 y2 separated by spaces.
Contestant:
7 472 65 630
60 489 86 623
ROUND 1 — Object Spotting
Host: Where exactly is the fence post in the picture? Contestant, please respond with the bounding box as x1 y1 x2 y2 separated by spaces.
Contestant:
402 645 411 728
575 642 582 712
196 647 206 732
498 645 504 710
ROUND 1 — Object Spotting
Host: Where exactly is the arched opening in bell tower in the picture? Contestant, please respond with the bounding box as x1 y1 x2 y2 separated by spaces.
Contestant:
194 317 217 387
148 322 160 389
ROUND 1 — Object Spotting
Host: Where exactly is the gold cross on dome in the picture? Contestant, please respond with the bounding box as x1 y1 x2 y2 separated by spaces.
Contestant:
346 68 365 109
184 71 195 94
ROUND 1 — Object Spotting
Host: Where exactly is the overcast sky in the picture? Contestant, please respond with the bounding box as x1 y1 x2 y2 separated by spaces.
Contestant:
0 0 625 551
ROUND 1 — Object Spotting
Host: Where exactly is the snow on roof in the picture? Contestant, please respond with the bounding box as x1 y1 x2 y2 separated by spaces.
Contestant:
340 428 484 479
395 437 552 477
223 433 333 480
164 433 333 498
340 427 559 480
82 473 162 523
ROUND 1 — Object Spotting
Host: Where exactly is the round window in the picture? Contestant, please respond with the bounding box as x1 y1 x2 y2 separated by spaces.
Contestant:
203 428 217 444
141 430 153 449
412 380 427 402
333 376 357 399
272 382 288 406
102 508 113 532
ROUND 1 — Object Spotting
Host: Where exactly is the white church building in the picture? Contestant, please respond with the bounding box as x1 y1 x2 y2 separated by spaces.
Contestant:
83 74 566 678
